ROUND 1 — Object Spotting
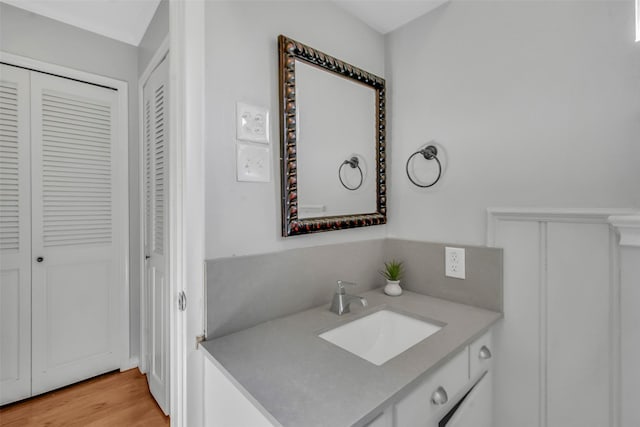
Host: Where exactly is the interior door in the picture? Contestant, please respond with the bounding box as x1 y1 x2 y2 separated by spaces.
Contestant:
143 55 170 415
30 72 121 395
0 64 32 405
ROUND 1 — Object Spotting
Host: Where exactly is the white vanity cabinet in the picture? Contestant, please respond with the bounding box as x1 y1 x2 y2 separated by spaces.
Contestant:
393 330 494 427
203 328 495 427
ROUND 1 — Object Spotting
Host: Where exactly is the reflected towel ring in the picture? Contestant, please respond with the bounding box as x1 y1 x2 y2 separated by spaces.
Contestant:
338 156 364 191
406 145 442 188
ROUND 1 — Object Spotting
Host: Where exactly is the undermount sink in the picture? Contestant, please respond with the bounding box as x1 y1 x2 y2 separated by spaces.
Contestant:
319 309 443 366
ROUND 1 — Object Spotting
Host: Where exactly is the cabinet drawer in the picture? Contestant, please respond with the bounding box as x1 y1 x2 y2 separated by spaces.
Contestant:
469 330 493 380
395 349 469 427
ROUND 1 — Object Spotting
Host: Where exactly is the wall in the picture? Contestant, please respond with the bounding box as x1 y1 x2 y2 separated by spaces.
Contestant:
490 211 617 427
620 246 640 427
204 0 387 259
386 0 640 246
138 0 169 74
0 3 141 360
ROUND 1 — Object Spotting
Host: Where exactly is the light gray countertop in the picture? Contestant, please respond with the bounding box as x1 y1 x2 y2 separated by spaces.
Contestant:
201 288 502 427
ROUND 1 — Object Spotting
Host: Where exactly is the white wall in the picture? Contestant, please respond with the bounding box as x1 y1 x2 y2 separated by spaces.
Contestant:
387 0 640 245
138 0 169 74
620 245 640 427
204 0 387 259
0 3 142 360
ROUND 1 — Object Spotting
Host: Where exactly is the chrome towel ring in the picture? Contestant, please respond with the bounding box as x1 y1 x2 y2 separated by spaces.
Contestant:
406 145 442 188
338 156 364 191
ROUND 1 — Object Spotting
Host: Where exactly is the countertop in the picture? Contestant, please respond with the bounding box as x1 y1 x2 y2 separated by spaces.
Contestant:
201 288 502 427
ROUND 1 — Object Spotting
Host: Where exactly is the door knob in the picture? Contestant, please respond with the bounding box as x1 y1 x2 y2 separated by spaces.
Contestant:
145 255 150 260
36 257 44 262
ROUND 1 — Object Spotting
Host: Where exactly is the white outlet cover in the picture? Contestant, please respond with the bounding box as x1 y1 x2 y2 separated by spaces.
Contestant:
236 102 270 144
445 247 466 279
236 143 271 182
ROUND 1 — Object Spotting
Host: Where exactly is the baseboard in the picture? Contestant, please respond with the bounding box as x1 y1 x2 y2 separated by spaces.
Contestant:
120 357 139 372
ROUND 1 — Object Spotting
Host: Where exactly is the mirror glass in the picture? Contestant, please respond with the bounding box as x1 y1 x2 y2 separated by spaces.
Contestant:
296 60 376 218
279 35 386 236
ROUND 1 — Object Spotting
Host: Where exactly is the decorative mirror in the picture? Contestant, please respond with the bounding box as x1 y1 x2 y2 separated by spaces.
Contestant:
278 35 387 236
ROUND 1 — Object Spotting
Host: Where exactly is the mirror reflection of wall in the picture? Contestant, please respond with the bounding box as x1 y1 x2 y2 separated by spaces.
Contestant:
296 60 376 219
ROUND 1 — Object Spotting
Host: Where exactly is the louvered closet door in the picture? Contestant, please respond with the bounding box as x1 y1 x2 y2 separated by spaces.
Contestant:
30 72 121 395
143 55 169 415
0 64 32 405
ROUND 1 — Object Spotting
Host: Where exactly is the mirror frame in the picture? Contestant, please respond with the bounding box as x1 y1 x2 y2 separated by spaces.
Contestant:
278 35 387 237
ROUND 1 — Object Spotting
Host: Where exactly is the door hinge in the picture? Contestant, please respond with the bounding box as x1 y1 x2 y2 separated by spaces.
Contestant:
178 291 187 311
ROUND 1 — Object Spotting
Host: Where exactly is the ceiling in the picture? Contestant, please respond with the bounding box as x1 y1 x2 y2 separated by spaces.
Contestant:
1 0 447 47
333 0 449 34
1 0 161 46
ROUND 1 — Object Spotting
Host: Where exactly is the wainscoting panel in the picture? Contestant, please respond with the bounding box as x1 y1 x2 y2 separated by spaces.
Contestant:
492 220 542 427
488 209 628 427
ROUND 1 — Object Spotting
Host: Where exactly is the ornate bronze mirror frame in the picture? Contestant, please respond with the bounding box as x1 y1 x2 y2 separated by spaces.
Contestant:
278 35 387 237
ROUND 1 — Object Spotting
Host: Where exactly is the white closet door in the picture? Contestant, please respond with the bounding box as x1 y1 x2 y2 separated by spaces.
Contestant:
0 64 32 405
143 55 169 415
30 72 121 395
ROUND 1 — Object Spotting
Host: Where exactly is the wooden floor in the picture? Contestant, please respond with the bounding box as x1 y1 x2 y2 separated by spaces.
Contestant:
0 369 170 426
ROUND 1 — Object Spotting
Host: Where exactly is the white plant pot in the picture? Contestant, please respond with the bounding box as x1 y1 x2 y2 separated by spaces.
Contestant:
384 280 402 296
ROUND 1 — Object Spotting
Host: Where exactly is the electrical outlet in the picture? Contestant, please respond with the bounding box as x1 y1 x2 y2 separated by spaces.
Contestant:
445 247 466 279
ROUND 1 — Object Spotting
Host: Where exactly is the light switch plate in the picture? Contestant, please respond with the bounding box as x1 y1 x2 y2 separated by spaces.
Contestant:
445 247 466 279
236 102 270 144
236 143 270 182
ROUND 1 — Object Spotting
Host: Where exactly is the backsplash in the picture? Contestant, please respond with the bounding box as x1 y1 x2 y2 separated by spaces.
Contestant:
206 239 502 339
385 239 503 312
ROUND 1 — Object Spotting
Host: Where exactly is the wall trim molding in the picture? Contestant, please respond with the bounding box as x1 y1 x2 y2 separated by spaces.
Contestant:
488 207 623 427
608 215 640 248
487 208 636 246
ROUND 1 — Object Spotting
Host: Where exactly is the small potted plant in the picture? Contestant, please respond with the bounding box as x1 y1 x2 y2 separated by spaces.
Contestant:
380 260 403 296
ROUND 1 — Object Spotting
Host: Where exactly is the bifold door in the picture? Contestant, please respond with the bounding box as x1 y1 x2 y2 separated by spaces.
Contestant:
0 63 124 404
142 55 170 415
0 64 32 404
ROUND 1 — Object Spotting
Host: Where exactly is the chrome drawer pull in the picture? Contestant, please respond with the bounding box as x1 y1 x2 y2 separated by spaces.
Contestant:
479 345 492 360
431 386 448 405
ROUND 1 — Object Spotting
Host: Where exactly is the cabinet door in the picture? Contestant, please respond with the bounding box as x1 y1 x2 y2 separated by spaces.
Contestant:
395 349 468 427
30 72 122 395
444 372 492 427
0 64 32 405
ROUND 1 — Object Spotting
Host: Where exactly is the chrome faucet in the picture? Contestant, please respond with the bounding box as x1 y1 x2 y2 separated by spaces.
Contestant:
330 280 368 315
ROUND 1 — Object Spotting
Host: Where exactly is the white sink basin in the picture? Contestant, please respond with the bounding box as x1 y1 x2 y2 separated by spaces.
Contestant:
319 309 443 366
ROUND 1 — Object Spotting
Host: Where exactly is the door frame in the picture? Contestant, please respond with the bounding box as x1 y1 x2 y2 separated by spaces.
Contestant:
168 0 206 425
0 51 131 370
138 36 170 376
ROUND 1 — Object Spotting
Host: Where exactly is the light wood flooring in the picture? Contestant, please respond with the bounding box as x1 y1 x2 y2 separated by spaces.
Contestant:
0 369 170 426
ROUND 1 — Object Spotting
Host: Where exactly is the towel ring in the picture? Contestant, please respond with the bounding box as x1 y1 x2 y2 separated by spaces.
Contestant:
338 156 364 191
406 145 442 188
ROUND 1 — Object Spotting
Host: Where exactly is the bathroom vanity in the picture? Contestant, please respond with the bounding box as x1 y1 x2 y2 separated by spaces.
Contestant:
201 289 500 427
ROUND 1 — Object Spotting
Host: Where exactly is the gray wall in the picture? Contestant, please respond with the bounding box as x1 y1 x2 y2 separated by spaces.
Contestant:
0 3 141 360
386 0 640 246
138 0 169 74
206 238 502 339
204 0 387 260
